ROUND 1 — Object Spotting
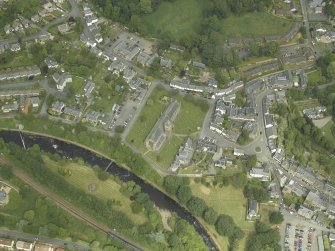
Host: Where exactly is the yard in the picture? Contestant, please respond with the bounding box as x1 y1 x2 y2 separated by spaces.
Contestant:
307 70 326 86
42 156 147 225
293 99 321 111
189 181 254 251
127 86 208 168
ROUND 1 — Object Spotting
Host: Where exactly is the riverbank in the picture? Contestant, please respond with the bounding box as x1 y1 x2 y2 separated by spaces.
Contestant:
0 129 219 251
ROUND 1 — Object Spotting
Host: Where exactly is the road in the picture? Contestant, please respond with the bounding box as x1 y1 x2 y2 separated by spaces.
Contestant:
0 229 90 251
0 157 144 251
300 0 313 48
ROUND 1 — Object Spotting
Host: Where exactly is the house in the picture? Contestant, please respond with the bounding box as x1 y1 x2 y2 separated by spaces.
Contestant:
303 106 326 119
160 57 172 68
85 15 98 26
145 100 180 151
264 114 274 128
269 182 280 198
234 148 244 156
38 9 49 18
112 37 141 61
265 126 278 139
12 20 23 32
297 70 308 88
245 78 265 94
0 238 14 250
83 81 95 98
44 57 59 69
273 148 284 163
57 23 70 33
315 6 323 14
249 166 271 181
297 205 314 219
170 77 212 93
268 139 277 153
137 51 158 67
2 102 19 113
50 101 65 114
31 14 41 23
34 243 54 251
196 138 217 154
170 138 194 172
268 71 292 89
214 156 233 169
43 2 56 12
247 200 259 220
63 107 82 119
53 72 72 91
84 111 101 125
4 24 13 34
16 241 33 251
29 96 40 108
192 61 206 69
10 43 21 52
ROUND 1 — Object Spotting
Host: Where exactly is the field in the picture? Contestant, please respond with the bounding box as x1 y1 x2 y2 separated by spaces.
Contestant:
219 12 292 39
141 0 291 42
141 0 205 41
190 182 254 251
127 86 208 168
42 156 147 225
307 70 326 86
321 120 335 145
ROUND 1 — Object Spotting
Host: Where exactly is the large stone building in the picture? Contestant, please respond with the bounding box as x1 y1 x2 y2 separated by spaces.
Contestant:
145 100 180 151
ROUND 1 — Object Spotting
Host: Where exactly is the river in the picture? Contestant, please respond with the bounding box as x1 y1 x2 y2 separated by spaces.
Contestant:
0 130 219 251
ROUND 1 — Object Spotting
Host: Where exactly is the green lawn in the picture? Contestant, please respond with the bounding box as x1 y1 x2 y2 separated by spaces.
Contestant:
42 156 147 225
190 182 254 251
127 86 208 168
141 0 205 41
322 121 335 145
219 12 292 39
307 70 327 86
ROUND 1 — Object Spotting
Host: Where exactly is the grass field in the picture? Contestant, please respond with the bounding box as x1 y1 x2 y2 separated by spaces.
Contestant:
127 86 208 168
141 0 205 41
321 121 335 145
190 181 254 251
43 156 147 225
307 70 326 86
141 0 291 42
219 12 292 39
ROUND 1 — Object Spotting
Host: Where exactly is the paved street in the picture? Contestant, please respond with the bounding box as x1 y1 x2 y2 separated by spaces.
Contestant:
0 229 90 251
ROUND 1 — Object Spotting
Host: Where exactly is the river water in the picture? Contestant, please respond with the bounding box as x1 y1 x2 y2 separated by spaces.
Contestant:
0 130 219 251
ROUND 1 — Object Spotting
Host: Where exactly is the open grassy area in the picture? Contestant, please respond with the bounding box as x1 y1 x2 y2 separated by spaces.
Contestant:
127 86 208 168
307 70 326 86
42 156 147 225
141 0 205 41
219 12 292 39
189 181 254 251
321 120 335 145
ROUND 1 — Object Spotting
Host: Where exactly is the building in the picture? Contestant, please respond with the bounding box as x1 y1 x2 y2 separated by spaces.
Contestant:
0 66 41 81
318 236 325 251
269 182 280 198
53 72 72 91
112 37 141 61
170 138 194 172
249 166 271 181
264 114 274 128
303 106 326 119
34 243 54 251
0 238 14 250
214 156 233 169
63 107 82 119
16 241 33 251
192 61 206 69
29 96 40 108
196 138 217 154
160 57 172 68
234 148 244 156
297 70 308 88
137 51 158 67
44 57 58 69
83 81 95 98
170 77 212 93
50 101 65 114
273 148 284 163
265 126 278 139
268 71 292 89
247 200 259 220
145 100 180 151
57 23 70 33
2 102 19 113
297 205 314 219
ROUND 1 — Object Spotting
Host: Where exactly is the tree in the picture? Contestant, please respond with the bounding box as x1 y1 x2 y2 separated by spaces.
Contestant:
114 125 125 134
215 214 235 237
264 41 280 57
163 176 183 195
24 210 35 222
235 90 246 107
131 201 143 214
0 165 12 180
247 155 257 169
186 197 207 217
268 211 284 224
203 207 218 225
176 185 192 204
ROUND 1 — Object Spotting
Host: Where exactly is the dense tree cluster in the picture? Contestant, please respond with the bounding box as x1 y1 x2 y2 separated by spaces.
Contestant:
316 52 335 80
247 221 281 251
268 211 284 225
244 179 270 202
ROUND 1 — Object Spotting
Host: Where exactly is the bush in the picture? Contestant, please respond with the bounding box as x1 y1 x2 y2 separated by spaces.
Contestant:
186 197 207 217
203 207 218 225
131 201 143 214
176 185 192 204
268 211 284 224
